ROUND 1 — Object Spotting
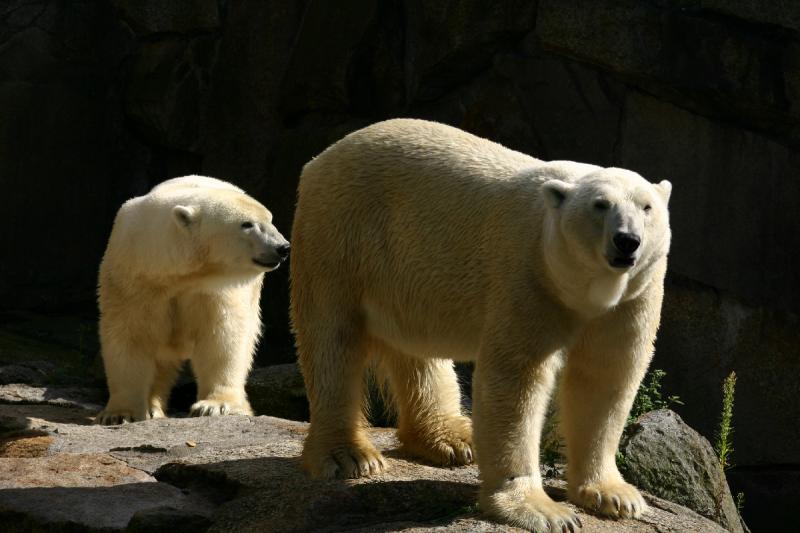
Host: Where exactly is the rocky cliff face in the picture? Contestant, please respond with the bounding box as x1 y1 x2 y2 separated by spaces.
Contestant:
1 1 797 528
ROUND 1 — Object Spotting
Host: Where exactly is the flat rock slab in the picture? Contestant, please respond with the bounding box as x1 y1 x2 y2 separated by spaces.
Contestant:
0 383 104 411
0 385 726 532
0 453 212 530
1 452 153 488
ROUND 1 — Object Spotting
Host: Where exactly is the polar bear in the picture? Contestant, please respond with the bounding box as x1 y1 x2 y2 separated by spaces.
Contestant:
290 119 672 531
96 175 290 425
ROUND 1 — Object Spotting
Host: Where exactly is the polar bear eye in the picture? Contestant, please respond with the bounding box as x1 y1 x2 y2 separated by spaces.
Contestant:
593 200 610 211
643 204 652 212
241 222 254 229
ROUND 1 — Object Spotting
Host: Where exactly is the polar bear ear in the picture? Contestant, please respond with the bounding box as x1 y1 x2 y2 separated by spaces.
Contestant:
542 179 575 209
172 205 197 229
655 180 672 204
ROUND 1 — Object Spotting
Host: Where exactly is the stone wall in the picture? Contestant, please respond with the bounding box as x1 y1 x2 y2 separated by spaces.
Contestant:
1 1 798 526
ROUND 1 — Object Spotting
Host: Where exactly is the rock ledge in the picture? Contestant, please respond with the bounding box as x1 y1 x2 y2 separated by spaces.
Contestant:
0 390 726 532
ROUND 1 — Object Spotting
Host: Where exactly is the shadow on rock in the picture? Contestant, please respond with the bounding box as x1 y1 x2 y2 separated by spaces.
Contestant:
157 454 480 532
0 482 214 532
0 401 98 431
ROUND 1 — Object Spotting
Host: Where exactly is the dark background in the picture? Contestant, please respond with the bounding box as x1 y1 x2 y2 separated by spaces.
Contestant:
1 0 798 528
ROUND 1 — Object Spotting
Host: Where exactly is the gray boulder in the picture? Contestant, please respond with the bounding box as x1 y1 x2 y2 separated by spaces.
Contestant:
619 409 746 533
246 363 309 421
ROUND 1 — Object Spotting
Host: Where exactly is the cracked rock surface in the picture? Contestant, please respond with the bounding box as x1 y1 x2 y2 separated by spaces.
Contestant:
0 382 727 532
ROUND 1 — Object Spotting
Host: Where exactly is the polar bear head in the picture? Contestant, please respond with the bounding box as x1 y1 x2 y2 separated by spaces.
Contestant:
541 167 671 273
171 189 290 277
540 165 671 311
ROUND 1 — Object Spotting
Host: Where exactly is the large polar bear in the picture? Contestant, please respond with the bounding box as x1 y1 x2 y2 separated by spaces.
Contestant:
96 176 289 425
290 120 672 531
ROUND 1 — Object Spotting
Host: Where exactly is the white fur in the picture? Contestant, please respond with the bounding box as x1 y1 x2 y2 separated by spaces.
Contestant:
96 175 288 425
290 119 671 532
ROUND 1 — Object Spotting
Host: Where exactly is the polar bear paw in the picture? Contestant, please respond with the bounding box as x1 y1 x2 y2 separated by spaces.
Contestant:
189 398 253 417
400 415 474 467
569 480 646 519
482 477 582 533
95 408 148 425
302 438 387 479
148 404 167 419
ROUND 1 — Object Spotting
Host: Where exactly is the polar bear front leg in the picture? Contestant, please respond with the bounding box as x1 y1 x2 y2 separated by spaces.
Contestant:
147 359 183 419
190 340 254 417
188 293 256 417
374 347 473 466
96 342 155 425
561 296 659 519
473 347 580 533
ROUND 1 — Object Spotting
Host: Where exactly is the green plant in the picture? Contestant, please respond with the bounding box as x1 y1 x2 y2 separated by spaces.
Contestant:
541 439 563 478
628 368 683 425
712 371 743 524
618 368 683 474
540 406 564 478
715 371 737 470
735 491 745 515
615 449 629 473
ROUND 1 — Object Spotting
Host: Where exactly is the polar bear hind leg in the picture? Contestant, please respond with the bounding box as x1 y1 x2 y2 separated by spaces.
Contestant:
297 312 386 479
373 345 473 466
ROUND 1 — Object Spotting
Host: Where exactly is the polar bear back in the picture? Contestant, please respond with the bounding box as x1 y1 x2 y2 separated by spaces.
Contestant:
294 120 557 359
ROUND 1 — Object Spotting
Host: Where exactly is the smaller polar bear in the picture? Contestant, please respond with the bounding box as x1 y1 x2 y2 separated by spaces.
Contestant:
291 120 672 532
96 176 289 425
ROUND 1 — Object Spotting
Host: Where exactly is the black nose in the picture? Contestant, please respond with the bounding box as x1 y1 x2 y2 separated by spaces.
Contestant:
613 232 641 255
276 243 290 260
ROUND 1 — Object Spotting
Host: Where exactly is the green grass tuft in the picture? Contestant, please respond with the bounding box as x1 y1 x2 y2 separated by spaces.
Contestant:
715 371 737 470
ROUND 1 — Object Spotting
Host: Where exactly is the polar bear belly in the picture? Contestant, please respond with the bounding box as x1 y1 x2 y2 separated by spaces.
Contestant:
363 297 480 361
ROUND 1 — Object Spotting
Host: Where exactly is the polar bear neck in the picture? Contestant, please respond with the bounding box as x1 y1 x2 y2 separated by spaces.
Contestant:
542 240 631 319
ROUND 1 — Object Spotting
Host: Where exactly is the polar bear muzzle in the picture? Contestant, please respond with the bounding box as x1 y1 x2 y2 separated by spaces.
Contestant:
239 218 290 270
252 238 290 270
252 245 289 269
609 232 641 268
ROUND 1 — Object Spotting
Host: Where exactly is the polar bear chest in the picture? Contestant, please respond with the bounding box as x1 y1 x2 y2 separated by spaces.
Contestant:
586 273 629 312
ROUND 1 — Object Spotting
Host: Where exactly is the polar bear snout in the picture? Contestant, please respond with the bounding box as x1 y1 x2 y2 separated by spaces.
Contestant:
609 232 641 268
275 242 291 260
242 219 290 270
252 240 290 270
612 232 640 255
